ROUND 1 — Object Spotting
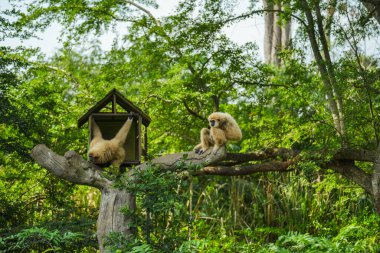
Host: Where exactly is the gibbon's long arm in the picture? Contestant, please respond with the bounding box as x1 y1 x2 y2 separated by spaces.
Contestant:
113 117 133 145
92 118 103 141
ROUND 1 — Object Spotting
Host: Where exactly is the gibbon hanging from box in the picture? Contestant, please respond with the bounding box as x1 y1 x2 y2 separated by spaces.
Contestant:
88 117 133 167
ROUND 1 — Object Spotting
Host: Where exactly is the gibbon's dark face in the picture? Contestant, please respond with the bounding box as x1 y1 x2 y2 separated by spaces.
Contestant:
88 143 112 164
88 153 98 163
208 112 229 128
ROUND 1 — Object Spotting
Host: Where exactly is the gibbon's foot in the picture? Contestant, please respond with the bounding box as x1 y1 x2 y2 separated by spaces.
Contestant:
193 144 203 154
196 148 209 155
194 148 204 154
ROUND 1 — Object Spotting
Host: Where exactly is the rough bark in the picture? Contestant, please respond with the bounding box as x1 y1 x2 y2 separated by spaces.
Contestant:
224 148 299 165
97 188 136 252
373 152 380 212
327 159 373 194
333 148 379 162
195 160 296 176
263 0 274 63
31 144 111 189
137 147 227 171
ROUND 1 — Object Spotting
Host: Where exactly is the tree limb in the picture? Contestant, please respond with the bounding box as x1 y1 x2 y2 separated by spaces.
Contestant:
225 148 299 164
125 0 161 26
327 159 372 194
31 144 111 190
137 147 226 171
182 100 207 121
333 148 379 162
195 160 296 176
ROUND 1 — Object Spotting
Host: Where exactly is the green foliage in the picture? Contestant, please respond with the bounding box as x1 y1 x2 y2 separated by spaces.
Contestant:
104 233 154 253
118 165 189 252
260 218 380 253
0 227 94 252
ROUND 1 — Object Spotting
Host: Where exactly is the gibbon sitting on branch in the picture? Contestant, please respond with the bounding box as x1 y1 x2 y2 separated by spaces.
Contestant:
88 117 133 167
194 112 242 154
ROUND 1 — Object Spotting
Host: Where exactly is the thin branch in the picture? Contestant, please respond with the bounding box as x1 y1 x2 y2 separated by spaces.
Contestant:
143 94 206 121
145 94 173 104
221 9 307 29
125 1 161 26
183 100 207 121
42 65 80 87
233 79 292 88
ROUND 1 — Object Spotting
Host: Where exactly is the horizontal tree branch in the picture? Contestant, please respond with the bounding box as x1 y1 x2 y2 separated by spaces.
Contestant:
137 147 226 171
31 144 111 189
31 145 298 180
333 148 379 162
223 148 299 165
195 160 296 176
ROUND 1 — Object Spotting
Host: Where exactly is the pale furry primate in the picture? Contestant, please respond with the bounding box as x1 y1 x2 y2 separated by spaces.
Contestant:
88 117 133 167
194 112 242 154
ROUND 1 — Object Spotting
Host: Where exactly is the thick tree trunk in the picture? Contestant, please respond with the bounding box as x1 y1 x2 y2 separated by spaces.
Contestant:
263 0 274 63
373 153 380 213
271 3 282 66
262 0 292 65
97 188 136 252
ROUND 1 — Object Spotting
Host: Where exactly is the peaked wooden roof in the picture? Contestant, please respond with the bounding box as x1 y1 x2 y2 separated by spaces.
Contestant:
78 88 151 127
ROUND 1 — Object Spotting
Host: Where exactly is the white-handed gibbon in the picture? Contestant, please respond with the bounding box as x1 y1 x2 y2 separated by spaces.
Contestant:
194 112 242 154
88 117 133 167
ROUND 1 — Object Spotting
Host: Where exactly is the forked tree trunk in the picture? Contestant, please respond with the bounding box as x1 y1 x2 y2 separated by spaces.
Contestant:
30 145 136 252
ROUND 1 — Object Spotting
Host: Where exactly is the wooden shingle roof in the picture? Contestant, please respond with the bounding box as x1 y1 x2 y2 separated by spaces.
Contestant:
77 88 151 127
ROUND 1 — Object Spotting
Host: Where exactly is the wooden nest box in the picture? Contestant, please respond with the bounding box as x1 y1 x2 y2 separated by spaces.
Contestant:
78 89 151 167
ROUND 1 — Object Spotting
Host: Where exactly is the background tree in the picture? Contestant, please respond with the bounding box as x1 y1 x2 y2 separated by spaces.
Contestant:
262 0 292 65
